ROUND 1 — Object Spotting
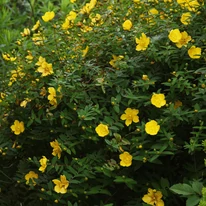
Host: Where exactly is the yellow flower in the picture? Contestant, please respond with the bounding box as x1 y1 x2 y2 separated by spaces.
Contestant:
122 20 133 31
50 140 62 159
181 12 191 25
145 120 160 135
151 93 166 108
25 171 38 185
48 87 57 106
175 31 191 48
36 62 53 77
32 20 40 31
35 56 46 66
2 53 16 61
168 29 182 43
39 156 48 173
26 50 34 62
42 11 55 22
20 98 31 108
142 75 149 81
119 151 132 167
188 46 201 59
142 188 164 206
32 32 45 45
0 92 6 103
52 175 69 194
120 108 139 126
21 28 30 37
95 123 109 137
70 0 76 3
80 0 97 14
82 46 89 57
148 8 159 15
135 33 150 51
67 11 77 20
109 55 124 69
10 120 25 135
62 11 77 30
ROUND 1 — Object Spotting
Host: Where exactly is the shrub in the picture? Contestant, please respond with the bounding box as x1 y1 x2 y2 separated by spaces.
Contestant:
0 0 206 205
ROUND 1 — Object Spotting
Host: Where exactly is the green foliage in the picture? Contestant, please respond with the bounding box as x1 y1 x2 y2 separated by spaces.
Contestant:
0 0 206 205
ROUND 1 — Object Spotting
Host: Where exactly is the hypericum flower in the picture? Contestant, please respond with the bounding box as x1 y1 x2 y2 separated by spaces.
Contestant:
122 20 133 31
145 120 160 135
32 20 40 31
151 93 166 108
25 50 33 62
10 120 25 135
142 188 164 206
35 56 46 66
148 8 159 15
20 98 31 108
135 33 150 51
80 0 97 14
32 32 45 45
48 87 57 106
90 13 103 26
25 171 38 185
21 28 30 37
39 156 48 173
50 140 62 159
82 46 89 57
177 0 200 12
120 108 139 126
52 175 69 194
62 11 77 30
142 74 149 81
95 123 109 137
176 31 191 48
168 29 182 43
42 11 55 22
109 55 124 69
188 46 201 59
119 151 133 167
2 53 16 61
180 12 191 25
0 92 6 102
36 62 53 77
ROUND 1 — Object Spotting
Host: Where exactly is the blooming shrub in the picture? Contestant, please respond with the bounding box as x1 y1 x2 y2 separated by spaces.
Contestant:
0 0 206 205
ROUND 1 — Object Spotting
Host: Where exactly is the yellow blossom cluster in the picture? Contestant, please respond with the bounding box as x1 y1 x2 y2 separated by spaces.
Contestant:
168 28 201 58
168 29 191 48
2 53 16 61
8 67 25 86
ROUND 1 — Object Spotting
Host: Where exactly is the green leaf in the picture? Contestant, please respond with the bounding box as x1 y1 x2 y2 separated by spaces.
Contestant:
170 183 195 196
186 195 201 206
67 201 73 206
160 177 170 188
192 181 203 195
